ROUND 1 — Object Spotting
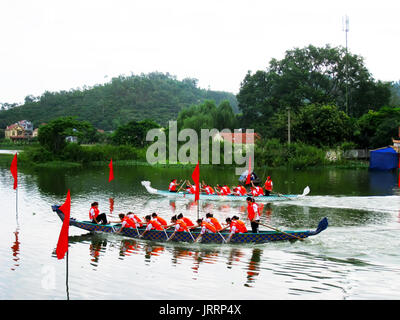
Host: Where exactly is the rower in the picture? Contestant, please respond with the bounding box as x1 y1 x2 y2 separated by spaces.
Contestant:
139 215 163 238
233 185 247 196
205 213 222 232
127 212 144 227
110 213 138 234
220 185 232 195
246 197 261 233
202 184 215 195
89 202 108 225
224 217 240 243
151 212 167 227
177 213 195 229
264 176 273 196
194 218 217 242
231 215 248 233
167 215 192 241
186 182 197 195
251 182 264 197
169 179 178 192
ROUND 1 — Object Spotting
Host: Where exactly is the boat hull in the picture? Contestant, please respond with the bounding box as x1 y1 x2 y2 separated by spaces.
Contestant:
51 205 327 244
141 181 310 202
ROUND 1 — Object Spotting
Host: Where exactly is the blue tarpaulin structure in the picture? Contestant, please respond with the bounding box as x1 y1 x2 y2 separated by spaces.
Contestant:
369 147 399 170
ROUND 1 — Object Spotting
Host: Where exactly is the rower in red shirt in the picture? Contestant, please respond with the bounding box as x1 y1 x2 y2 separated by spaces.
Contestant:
169 179 178 192
109 213 138 234
194 218 217 242
233 185 247 196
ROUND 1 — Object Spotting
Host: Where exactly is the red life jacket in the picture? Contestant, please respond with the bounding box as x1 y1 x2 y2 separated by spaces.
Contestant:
122 216 137 228
255 186 263 196
221 186 231 195
234 220 248 233
89 206 99 220
247 202 259 221
169 181 177 191
250 188 258 197
182 217 194 227
176 219 188 232
188 185 197 194
264 179 273 191
229 221 240 233
204 186 215 195
133 215 143 227
210 217 222 231
156 216 167 226
201 221 216 233
149 219 163 231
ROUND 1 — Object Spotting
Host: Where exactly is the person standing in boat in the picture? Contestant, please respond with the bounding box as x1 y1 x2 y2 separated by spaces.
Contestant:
246 197 260 233
264 176 273 196
89 202 108 224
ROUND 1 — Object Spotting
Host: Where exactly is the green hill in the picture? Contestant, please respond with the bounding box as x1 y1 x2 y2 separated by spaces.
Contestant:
0 72 238 130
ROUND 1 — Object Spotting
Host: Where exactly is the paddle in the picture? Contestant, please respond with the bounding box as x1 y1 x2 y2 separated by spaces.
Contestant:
177 180 187 192
257 221 304 241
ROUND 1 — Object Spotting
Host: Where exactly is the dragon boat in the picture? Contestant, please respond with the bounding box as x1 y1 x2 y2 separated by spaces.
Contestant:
141 181 310 202
51 205 328 244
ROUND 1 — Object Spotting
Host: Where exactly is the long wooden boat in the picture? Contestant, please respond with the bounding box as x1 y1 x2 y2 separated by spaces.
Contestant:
51 205 328 244
141 181 310 202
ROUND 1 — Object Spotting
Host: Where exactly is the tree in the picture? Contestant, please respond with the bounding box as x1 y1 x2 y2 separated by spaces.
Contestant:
237 44 391 130
38 117 94 154
293 104 353 147
357 107 400 148
111 119 160 147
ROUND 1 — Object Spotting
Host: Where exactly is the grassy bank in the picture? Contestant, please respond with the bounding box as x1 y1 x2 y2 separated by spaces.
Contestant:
6 141 370 170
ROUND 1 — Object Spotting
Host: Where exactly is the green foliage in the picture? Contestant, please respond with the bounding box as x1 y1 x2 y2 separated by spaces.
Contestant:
177 100 238 134
357 107 400 148
254 138 326 169
293 104 353 147
237 44 391 131
0 72 238 130
111 119 160 147
38 117 94 154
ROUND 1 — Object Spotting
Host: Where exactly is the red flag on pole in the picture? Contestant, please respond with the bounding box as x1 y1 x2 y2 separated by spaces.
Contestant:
10 153 17 189
192 161 200 201
56 190 71 260
246 156 252 185
108 158 114 182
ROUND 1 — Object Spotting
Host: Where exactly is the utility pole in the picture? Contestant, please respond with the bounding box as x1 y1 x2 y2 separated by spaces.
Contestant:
343 15 349 115
287 107 291 145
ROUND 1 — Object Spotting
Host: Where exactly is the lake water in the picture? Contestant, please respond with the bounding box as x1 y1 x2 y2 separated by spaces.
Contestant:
1 163 400 300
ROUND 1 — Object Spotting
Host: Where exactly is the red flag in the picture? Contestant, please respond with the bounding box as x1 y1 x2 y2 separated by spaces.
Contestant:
10 153 17 189
56 190 71 260
192 161 200 201
246 156 252 185
108 158 114 182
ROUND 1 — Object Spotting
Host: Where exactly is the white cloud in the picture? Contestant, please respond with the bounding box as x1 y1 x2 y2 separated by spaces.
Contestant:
0 0 399 104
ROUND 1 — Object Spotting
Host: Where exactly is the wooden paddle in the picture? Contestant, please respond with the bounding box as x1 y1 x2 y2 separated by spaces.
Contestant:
257 221 304 241
177 180 187 192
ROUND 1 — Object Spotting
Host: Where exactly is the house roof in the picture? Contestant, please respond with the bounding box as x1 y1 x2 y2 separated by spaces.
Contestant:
217 132 261 144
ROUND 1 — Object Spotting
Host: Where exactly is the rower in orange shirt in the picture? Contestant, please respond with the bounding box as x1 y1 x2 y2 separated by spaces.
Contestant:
139 215 163 238
177 213 195 229
151 212 167 227
233 185 247 196
167 215 195 241
205 213 222 232
194 218 217 242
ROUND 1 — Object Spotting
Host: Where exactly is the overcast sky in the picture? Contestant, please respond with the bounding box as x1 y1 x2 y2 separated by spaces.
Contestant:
1 0 399 104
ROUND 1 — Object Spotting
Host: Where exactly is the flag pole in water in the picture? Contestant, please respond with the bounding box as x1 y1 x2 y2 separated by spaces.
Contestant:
192 161 200 220
10 153 18 214
56 190 71 300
